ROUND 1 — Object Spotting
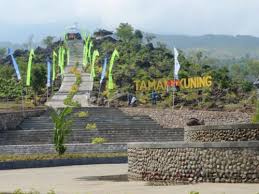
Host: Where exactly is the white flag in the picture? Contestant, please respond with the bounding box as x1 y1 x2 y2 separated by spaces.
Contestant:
174 47 180 80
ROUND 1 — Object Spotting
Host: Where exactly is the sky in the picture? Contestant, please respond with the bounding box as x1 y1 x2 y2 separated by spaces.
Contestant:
1 0 259 42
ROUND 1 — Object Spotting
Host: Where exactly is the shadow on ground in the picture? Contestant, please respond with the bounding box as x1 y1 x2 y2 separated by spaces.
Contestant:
76 174 128 182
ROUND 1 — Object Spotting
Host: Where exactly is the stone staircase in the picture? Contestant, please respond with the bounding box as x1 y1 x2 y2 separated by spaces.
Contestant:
0 108 184 145
46 40 93 108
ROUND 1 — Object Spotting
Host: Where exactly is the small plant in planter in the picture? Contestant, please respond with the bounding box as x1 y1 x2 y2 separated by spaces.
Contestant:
75 111 89 118
50 107 73 155
85 123 97 130
91 137 107 144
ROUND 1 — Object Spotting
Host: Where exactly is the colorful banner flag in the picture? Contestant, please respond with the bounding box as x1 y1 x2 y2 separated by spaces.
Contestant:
58 46 62 73
26 49 34 86
174 47 181 80
64 32 67 45
7 48 21 80
61 47 65 75
67 48 70 66
100 56 108 84
83 35 90 67
47 59 51 87
88 41 93 65
52 51 57 81
91 50 99 78
108 49 119 90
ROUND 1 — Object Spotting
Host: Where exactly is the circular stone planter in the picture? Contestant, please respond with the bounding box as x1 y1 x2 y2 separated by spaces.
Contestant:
184 124 259 142
128 141 259 184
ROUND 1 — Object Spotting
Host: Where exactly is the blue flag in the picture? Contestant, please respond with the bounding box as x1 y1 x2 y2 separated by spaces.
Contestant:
47 60 51 87
100 56 107 84
8 48 21 80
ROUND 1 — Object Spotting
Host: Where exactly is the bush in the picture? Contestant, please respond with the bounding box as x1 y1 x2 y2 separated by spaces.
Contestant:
85 123 97 130
0 152 127 162
75 111 89 118
64 66 81 107
91 137 107 144
252 100 259 123
12 189 41 194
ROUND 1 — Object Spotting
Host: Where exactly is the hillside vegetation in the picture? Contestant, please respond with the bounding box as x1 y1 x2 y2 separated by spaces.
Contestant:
0 23 258 111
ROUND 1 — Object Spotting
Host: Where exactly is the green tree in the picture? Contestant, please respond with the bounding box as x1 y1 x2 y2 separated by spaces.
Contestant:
145 34 156 43
247 60 259 80
50 107 73 155
116 23 134 42
196 51 203 64
31 64 47 103
0 48 6 58
42 36 55 47
134 30 143 40
0 65 14 79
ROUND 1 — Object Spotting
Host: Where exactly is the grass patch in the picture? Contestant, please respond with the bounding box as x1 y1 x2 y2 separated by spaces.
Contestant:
0 101 37 111
0 152 127 162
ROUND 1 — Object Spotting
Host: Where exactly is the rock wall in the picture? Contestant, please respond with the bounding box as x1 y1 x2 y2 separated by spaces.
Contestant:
128 142 259 184
0 109 45 131
0 143 127 154
121 108 251 128
185 124 259 142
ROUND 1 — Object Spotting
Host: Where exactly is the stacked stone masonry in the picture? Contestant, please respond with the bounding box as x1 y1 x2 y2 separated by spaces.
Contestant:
0 143 127 154
128 142 259 184
0 110 45 131
185 124 259 142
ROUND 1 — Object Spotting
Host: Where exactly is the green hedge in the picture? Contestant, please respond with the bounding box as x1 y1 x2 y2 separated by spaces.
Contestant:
0 152 127 162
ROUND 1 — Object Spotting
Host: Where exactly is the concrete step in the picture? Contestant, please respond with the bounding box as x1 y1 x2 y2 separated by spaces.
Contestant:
8 107 185 146
0 130 184 145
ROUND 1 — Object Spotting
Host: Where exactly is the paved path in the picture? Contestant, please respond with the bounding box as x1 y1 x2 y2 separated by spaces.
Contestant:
0 164 258 194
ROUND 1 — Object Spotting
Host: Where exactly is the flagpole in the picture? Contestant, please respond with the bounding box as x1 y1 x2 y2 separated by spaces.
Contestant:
21 82 25 117
51 82 53 96
97 85 101 105
172 78 175 109
173 47 180 110
47 86 49 102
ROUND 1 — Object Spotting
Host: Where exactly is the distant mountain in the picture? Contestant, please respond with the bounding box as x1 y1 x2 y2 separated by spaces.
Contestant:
0 41 23 50
152 34 259 59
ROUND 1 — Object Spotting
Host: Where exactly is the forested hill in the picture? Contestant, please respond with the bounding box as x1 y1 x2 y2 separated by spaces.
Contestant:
152 34 259 59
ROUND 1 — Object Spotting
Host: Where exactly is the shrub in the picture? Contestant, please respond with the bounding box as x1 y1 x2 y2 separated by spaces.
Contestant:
85 123 97 130
76 111 89 118
70 84 79 94
12 189 41 194
91 137 107 144
0 153 127 162
64 66 81 107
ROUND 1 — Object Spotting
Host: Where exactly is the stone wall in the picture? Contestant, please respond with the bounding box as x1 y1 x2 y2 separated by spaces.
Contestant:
121 108 251 128
185 124 259 142
128 142 259 184
0 143 127 154
0 157 127 170
0 109 45 131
